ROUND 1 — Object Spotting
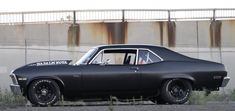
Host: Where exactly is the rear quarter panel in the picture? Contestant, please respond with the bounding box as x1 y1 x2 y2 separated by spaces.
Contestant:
140 60 226 91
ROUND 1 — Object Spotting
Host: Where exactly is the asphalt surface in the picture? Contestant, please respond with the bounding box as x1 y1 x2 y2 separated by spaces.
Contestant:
1 101 235 111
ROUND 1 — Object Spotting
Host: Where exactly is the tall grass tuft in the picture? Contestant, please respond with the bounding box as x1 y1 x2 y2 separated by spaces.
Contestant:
229 89 235 101
189 90 235 105
188 91 207 104
0 88 27 108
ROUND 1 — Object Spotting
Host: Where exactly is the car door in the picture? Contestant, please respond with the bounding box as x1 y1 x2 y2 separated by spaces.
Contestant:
81 49 141 94
137 49 163 91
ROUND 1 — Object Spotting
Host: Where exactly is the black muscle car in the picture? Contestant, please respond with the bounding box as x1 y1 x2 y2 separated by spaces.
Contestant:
10 44 230 106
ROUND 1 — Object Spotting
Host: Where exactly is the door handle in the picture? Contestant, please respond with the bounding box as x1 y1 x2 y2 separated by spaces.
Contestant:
73 75 80 77
130 67 139 71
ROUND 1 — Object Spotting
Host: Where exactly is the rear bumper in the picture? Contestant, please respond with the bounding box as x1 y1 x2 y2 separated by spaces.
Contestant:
10 84 22 95
221 77 230 87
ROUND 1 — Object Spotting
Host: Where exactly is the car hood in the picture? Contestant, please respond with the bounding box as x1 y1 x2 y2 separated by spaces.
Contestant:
26 60 72 67
12 60 72 74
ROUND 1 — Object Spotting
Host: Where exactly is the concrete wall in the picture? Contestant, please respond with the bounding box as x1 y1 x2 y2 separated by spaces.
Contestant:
0 21 235 90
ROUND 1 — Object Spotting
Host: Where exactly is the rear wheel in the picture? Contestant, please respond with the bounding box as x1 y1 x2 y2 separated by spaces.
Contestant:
161 79 192 104
28 79 60 106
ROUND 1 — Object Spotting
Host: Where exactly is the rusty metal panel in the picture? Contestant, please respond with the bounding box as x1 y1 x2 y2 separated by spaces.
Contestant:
50 23 70 46
197 21 211 48
78 22 127 45
0 25 25 46
159 22 164 46
221 20 235 47
210 21 222 47
161 22 169 47
79 23 108 46
106 22 126 44
68 24 80 46
23 24 50 46
167 21 176 47
125 22 161 45
77 22 172 46
175 21 197 47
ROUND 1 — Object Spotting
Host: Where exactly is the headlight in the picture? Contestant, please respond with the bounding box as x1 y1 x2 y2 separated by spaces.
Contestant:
10 73 18 85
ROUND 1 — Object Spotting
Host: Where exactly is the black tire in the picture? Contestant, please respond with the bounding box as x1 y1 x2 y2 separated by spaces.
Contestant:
161 79 192 104
27 79 60 106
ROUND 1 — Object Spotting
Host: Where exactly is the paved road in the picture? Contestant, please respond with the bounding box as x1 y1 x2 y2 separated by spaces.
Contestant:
1 102 235 111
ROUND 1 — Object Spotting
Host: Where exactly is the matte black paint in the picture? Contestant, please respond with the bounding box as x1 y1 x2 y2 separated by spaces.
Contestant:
11 45 227 100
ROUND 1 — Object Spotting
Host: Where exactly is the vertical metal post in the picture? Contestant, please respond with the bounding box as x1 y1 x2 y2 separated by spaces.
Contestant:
22 12 24 25
159 22 163 46
48 24 51 60
73 10 76 24
219 41 222 63
213 9 216 21
25 39 27 65
168 10 171 21
196 21 199 58
219 22 223 63
122 10 125 22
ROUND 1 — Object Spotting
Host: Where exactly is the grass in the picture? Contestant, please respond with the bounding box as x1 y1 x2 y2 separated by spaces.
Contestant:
1 88 235 108
189 89 235 104
0 88 27 108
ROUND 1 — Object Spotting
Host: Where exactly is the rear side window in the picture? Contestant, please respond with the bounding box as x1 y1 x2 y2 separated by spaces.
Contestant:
138 49 161 64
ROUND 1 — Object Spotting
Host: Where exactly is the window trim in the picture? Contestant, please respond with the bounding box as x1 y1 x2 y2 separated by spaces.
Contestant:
89 48 138 65
136 49 139 65
137 48 163 65
88 48 163 65
75 48 98 65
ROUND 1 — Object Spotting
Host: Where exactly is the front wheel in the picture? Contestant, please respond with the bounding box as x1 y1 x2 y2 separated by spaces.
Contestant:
27 79 60 106
161 79 192 104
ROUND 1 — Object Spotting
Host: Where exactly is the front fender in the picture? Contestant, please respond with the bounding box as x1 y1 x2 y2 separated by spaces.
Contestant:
23 76 65 95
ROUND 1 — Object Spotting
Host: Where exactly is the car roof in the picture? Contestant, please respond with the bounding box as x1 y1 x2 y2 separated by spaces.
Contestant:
94 44 163 50
93 44 193 61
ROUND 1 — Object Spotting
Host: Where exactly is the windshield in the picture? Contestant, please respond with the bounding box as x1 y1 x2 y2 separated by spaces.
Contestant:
74 48 97 65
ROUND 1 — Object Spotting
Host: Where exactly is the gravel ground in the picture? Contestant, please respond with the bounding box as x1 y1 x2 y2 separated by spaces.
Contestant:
1 102 235 111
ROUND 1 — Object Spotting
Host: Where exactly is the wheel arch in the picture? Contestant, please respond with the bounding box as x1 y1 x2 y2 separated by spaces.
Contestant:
160 74 196 89
24 76 65 96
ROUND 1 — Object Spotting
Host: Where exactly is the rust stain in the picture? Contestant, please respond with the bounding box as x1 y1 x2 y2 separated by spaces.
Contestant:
68 24 80 46
167 21 176 47
209 23 214 47
124 22 128 44
215 21 222 47
90 23 106 42
229 20 235 24
210 21 222 47
159 22 164 46
106 22 126 44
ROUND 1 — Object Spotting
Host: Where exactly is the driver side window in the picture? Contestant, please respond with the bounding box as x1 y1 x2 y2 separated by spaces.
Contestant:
91 49 137 65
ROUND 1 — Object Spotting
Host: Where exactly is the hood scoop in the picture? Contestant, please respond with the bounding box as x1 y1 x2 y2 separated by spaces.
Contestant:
27 60 72 66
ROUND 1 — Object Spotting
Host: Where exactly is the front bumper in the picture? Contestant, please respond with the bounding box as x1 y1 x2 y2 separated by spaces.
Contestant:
10 84 22 95
221 77 230 87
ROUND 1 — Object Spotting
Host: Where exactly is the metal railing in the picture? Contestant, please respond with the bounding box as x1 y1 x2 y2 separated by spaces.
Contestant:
1 9 235 24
